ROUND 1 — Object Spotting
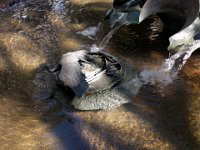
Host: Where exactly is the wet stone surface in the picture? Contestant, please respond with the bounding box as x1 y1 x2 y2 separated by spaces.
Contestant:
0 0 200 149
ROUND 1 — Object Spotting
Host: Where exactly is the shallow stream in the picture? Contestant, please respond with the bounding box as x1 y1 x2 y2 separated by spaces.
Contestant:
0 0 200 149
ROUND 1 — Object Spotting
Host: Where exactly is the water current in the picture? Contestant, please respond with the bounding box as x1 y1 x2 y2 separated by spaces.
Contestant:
0 0 200 149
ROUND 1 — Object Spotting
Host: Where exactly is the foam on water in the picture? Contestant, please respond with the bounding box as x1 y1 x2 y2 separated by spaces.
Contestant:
163 40 200 74
77 26 99 39
88 30 200 89
90 44 101 53
139 69 173 85
11 0 29 19
118 41 200 100
138 40 200 87
79 22 119 52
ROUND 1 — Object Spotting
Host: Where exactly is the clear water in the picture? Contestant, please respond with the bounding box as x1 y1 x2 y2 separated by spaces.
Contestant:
77 22 102 39
98 26 120 51
0 0 200 149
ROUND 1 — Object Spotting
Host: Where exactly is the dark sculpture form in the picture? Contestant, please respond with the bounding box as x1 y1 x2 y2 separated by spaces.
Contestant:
107 0 200 52
33 51 137 110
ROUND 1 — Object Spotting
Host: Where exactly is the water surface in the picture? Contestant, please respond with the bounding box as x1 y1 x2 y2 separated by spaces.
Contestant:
0 0 200 149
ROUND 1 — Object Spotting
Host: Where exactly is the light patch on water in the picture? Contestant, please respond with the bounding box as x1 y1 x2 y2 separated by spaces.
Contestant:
12 3 28 20
139 69 173 86
2 34 46 71
77 26 99 39
0 55 8 72
61 38 82 50
52 0 69 19
90 44 101 52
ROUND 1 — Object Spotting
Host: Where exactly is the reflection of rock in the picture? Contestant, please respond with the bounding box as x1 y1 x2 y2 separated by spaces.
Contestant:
33 51 138 110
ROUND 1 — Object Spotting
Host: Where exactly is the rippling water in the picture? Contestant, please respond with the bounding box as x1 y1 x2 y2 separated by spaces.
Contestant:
0 0 200 149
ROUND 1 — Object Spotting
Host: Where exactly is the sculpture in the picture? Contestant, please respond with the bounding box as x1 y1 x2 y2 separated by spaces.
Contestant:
33 51 137 110
107 0 200 52
33 0 200 110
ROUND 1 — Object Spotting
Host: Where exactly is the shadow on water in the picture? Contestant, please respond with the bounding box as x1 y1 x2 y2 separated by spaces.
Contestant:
123 80 200 150
0 0 200 149
0 33 91 149
77 118 138 150
49 119 90 149
0 1 113 149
